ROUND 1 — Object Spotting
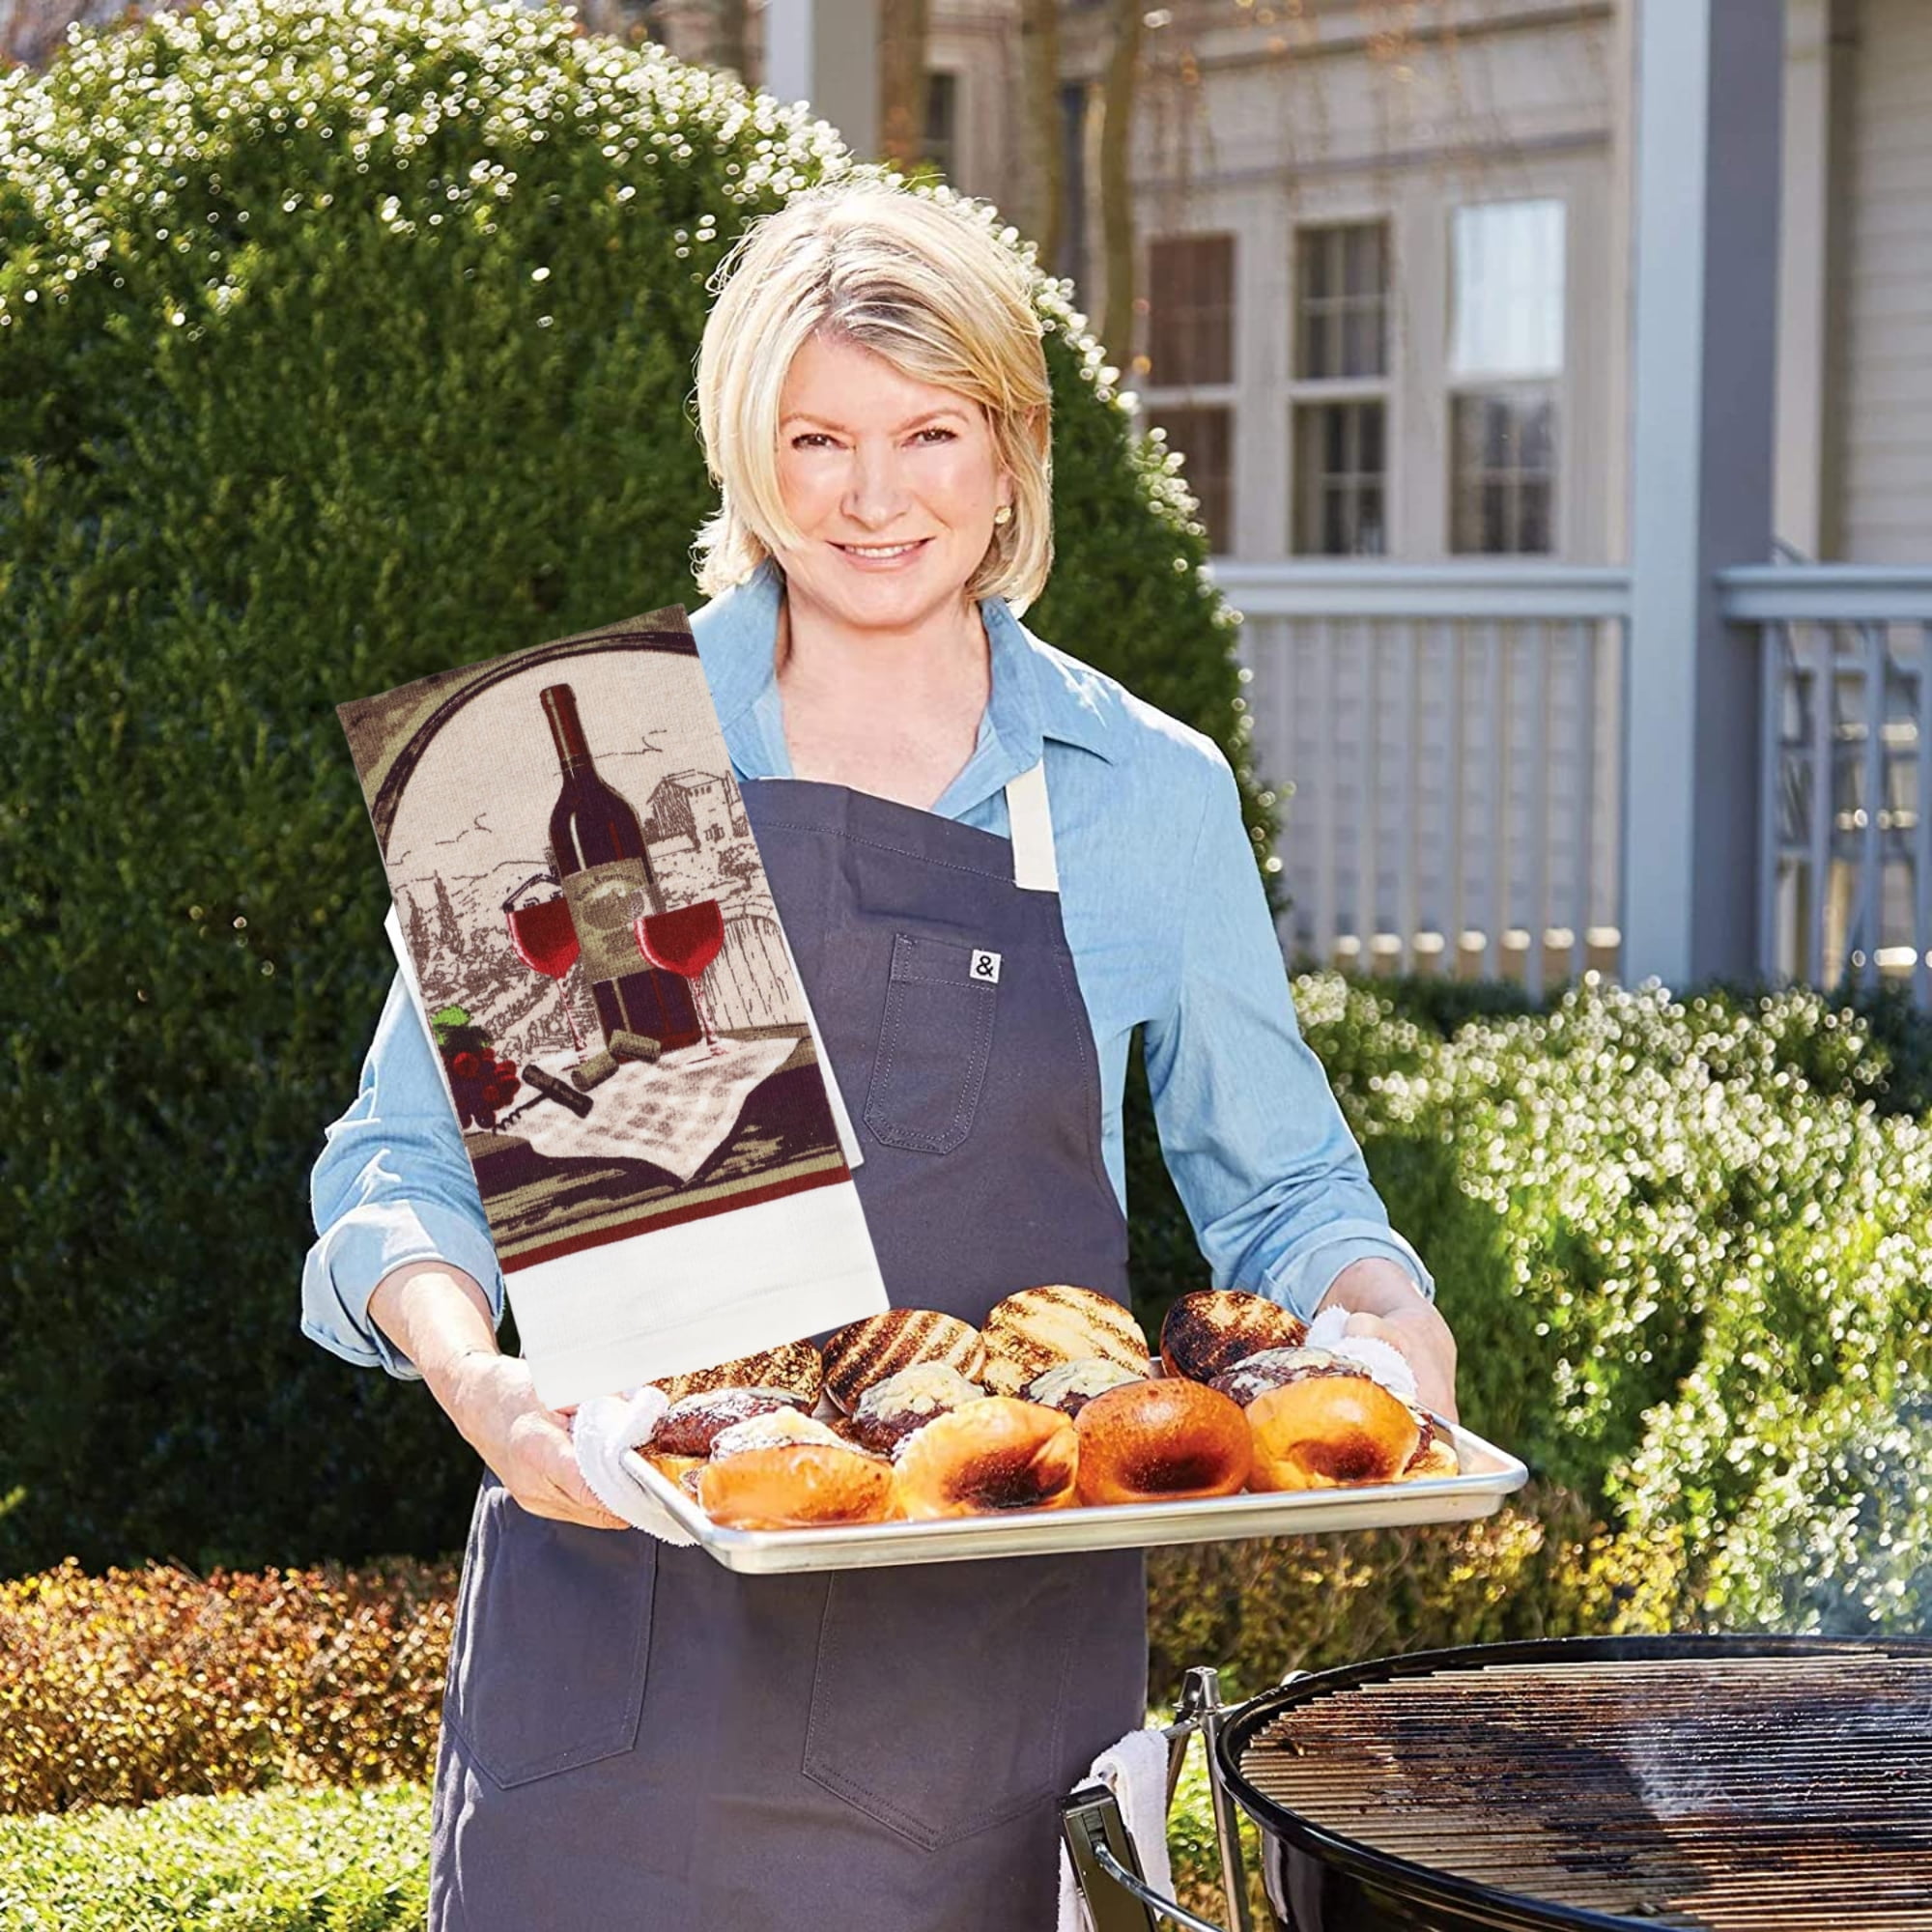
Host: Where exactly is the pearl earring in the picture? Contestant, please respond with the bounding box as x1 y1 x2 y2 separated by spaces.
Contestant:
993 504 1013 526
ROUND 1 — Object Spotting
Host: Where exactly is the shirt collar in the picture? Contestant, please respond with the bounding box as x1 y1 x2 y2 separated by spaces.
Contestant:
688 555 1118 804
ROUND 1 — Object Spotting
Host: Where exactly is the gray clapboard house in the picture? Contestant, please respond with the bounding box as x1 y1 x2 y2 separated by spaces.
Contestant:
761 0 1932 1002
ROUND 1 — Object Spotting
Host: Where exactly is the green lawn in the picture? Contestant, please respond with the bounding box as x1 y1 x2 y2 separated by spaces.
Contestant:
0 1730 1265 1929
0 1784 431 1932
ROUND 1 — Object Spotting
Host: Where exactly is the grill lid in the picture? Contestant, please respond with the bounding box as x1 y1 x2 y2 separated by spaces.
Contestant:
1221 1635 1932 1932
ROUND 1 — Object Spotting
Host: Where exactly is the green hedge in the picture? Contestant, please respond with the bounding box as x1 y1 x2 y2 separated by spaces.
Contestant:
1295 970 1932 1635
0 0 1259 1579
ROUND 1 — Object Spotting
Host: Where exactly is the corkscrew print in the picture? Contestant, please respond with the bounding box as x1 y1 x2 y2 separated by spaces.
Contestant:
336 611 851 1276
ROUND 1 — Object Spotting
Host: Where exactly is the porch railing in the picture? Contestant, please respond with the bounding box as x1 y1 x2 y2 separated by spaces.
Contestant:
1207 562 1631 998
1723 566 1932 1005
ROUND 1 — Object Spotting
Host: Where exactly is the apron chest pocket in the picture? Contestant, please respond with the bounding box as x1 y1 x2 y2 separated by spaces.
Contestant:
863 931 999 1155
441 1478 658 1790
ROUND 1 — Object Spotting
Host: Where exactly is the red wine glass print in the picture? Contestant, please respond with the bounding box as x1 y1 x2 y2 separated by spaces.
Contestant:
634 900 725 1056
503 873 586 1055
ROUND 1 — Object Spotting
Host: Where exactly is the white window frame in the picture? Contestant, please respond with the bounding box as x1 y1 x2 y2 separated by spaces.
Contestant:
1139 230 1239 555
1443 194 1572 559
1287 216 1396 556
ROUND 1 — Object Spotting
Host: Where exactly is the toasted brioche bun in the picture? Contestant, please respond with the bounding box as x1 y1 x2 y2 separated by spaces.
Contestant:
1246 1371 1421 1491
641 1449 705 1491
894 1397 1080 1518
1160 1289 1308 1384
651 1339 823 1409
821 1309 987 1413
1403 1407 1460 1478
980 1286 1146 1397
696 1411 898 1529
1073 1378 1251 1506
697 1446 897 1529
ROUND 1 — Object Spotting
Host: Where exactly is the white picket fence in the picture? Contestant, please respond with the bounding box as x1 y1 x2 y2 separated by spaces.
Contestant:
1211 559 1932 1007
1210 562 1629 996
1725 565 1932 1004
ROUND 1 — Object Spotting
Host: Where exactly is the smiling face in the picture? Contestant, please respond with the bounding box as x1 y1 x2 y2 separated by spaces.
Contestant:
770 329 1013 638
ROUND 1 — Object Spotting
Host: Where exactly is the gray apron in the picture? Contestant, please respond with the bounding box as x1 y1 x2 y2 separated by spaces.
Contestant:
430 770 1150 1929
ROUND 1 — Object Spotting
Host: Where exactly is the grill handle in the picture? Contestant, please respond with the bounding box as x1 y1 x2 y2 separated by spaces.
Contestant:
1058 1784 1225 1932
1063 1664 1275 1932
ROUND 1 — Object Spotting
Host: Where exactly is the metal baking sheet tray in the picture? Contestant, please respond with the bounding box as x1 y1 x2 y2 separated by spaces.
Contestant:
619 1412 1528 1576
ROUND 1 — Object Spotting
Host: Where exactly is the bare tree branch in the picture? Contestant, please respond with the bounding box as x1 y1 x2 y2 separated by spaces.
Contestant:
1016 0 1063 276
1096 0 1145 362
711 0 749 85
879 0 930 171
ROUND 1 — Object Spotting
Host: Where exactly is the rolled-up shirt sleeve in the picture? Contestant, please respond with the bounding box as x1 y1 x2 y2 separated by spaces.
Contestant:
1139 746 1435 1323
299 968 506 1380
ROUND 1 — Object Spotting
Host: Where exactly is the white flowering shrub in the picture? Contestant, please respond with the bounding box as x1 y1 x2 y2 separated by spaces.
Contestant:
1290 971 1932 1635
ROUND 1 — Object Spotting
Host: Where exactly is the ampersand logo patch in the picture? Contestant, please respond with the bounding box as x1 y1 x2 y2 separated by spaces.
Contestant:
970 949 1002 985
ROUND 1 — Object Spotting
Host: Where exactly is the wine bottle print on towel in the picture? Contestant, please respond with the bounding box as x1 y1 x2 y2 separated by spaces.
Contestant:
337 612 847 1273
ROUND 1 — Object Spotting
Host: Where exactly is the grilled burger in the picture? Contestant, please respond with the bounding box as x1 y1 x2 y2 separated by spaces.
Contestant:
1022 1354 1146 1418
1208 1343 1359 1409
849 1362 987 1456
649 1386 808 1458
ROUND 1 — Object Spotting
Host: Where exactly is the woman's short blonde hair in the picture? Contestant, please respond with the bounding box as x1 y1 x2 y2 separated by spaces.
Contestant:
690 172 1053 614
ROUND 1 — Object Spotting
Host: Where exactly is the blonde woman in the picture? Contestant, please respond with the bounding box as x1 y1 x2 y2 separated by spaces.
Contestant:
302 173 1455 1929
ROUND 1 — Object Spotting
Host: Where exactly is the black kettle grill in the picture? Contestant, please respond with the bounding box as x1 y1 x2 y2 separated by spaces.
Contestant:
1062 1634 1932 1931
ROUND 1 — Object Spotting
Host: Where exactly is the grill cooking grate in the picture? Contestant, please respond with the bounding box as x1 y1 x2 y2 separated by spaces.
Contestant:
1238 1650 1932 1930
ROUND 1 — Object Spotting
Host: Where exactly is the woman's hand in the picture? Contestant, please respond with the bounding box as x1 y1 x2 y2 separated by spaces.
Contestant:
370 1262 627 1531
440 1350 630 1530
1313 1257 1460 1424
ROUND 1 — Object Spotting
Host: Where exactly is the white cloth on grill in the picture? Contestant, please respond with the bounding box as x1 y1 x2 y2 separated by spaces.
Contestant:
1056 1722 1175 1932
514 1034 800 1182
569 1384 697 1546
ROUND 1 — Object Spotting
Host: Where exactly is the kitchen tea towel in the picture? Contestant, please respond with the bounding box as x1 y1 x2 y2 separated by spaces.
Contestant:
1056 1725 1176 1932
341 602 888 1408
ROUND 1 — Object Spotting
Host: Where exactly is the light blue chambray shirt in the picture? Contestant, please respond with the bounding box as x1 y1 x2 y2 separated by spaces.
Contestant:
300 556 1434 1378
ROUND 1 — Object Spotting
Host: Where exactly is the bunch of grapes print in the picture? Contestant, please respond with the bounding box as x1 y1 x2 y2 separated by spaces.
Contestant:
338 609 849 1274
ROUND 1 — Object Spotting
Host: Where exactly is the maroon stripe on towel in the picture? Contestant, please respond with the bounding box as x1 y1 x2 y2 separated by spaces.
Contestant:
501 1163 849 1270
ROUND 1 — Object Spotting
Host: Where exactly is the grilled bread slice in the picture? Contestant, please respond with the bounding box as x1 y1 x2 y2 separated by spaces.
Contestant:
821 1309 988 1414
1159 1288 1307 1384
649 1339 824 1409
980 1284 1148 1397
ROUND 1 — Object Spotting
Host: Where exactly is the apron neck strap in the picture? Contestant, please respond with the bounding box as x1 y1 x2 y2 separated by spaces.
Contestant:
1004 760 1060 894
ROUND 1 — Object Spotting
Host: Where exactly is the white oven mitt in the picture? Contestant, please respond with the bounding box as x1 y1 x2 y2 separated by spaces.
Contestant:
570 1385 697 1546
1303 1304 1420 1402
1056 1723 1175 1932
